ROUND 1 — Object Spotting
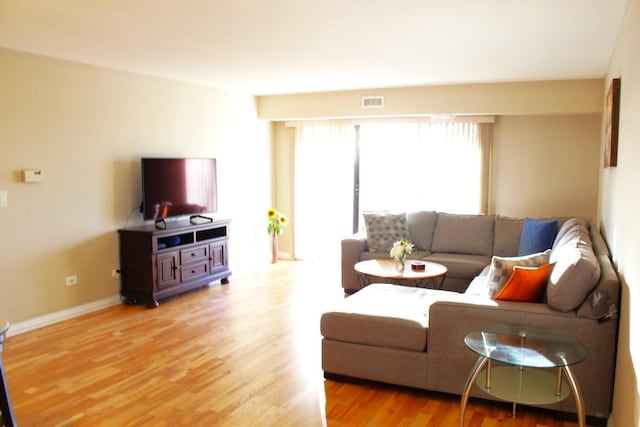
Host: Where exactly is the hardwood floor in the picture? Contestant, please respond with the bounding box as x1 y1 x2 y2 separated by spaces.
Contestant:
3 259 586 426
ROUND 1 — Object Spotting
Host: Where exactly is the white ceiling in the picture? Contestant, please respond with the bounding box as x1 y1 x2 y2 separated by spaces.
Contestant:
0 0 629 95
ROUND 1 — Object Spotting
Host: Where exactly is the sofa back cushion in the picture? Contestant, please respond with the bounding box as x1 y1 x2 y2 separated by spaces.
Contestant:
407 211 438 251
577 254 619 321
363 212 410 253
493 216 524 257
547 219 601 312
431 213 495 256
590 225 611 257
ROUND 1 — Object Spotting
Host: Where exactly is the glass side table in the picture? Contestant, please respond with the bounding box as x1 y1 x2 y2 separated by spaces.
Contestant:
0 318 16 427
459 326 587 427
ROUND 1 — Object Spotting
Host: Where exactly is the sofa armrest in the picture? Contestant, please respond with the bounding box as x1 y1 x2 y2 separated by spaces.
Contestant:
427 299 577 358
341 233 368 292
425 298 617 418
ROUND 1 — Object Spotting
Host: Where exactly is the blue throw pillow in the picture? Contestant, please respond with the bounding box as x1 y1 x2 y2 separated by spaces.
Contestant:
517 218 559 256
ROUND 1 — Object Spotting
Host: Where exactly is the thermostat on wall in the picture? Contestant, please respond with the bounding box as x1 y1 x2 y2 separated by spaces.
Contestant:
22 169 45 183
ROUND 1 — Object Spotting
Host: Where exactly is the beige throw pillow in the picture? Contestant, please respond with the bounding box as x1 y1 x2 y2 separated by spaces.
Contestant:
484 250 551 297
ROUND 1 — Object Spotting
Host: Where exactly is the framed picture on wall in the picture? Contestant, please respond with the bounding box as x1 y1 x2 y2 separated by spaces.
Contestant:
604 77 621 168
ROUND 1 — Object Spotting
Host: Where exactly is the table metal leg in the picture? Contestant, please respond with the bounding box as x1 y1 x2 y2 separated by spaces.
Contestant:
0 356 16 427
459 356 488 427
562 366 586 427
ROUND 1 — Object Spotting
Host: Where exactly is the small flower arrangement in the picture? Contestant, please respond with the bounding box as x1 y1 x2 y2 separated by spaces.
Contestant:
267 208 289 236
390 239 414 268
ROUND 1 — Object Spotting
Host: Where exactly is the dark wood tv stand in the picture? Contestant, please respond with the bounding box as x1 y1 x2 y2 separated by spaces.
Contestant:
118 219 231 308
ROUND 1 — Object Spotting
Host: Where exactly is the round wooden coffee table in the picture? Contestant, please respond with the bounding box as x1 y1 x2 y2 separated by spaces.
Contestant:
354 259 448 290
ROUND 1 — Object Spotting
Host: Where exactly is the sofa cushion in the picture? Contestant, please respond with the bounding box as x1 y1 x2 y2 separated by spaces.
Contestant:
407 211 438 251
493 263 555 302
320 284 433 352
577 254 618 321
431 213 495 256
517 218 559 256
552 217 590 247
589 224 611 257
547 220 601 312
363 212 410 253
464 266 491 296
493 216 523 257
361 250 430 261
425 253 490 279
483 250 551 297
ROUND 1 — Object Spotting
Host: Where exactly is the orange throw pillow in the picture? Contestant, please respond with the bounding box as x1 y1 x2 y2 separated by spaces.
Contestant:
493 263 555 302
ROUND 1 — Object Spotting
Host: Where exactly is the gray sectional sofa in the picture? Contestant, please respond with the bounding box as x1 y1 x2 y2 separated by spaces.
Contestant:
322 211 619 423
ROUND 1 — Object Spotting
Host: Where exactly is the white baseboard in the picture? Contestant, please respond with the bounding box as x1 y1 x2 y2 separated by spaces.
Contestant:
7 295 122 337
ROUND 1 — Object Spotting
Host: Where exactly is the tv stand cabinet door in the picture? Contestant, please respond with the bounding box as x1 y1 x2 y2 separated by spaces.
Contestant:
156 251 180 289
209 241 228 274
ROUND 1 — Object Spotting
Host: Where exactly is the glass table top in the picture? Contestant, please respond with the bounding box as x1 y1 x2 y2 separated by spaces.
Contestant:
0 318 8 352
464 325 588 368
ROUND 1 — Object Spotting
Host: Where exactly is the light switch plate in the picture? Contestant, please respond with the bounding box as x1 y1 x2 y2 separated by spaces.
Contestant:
0 191 7 208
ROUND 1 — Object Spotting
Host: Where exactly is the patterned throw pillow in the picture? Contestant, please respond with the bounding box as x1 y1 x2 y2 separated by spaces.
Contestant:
485 249 551 297
363 212 410 253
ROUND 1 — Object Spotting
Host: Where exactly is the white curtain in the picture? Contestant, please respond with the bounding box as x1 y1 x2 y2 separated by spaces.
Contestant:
359 121 482 216
293 121 486 258
294 125 355 260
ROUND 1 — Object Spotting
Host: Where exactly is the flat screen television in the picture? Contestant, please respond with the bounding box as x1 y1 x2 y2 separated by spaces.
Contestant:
141 157 217 223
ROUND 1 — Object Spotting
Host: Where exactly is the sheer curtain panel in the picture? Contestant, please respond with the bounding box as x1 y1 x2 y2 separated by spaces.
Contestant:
293 125 355 260
358 121 484 216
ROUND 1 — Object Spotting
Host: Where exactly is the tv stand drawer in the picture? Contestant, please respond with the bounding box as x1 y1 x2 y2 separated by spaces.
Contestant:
181 246 208 264
181 262 209 282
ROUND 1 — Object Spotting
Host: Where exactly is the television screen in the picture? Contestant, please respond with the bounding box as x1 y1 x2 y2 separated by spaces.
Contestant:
141 158 217 221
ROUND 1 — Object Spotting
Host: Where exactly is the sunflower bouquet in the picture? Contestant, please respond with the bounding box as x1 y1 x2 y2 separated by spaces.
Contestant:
267 208 289 236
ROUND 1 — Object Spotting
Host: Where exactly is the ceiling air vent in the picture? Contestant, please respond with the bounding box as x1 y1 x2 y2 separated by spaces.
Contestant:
361 96 384 109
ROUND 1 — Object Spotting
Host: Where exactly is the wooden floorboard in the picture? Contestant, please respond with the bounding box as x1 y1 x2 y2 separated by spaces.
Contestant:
3 259 587 426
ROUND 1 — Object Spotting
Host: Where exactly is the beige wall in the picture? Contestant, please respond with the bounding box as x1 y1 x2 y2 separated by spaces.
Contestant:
0 48 272 324
602 0 640 425
257 79 603 120
262 81 604 255
492 114 601 220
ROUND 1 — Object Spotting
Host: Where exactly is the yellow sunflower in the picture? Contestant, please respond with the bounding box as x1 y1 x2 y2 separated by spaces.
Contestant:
267 208 288 235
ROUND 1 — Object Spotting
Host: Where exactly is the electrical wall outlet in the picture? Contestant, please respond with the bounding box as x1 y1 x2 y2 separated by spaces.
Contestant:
0 191 7 208
65 275 78 286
